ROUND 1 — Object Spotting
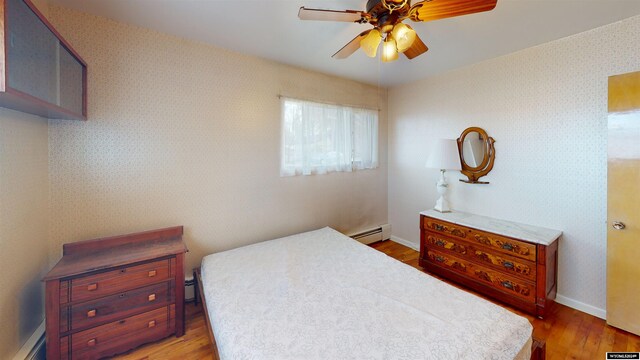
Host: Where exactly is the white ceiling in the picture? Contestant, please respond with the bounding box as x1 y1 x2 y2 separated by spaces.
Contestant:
49 0 640 87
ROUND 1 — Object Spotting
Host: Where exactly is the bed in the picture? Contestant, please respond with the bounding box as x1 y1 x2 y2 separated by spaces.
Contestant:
195 227 543 360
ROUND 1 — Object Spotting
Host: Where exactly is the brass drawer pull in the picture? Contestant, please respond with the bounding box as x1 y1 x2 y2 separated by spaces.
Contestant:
502 243 514 251
503 261 514 269
87 338 96 347
148 293 156 302
435 255 445 263
87 309 96 318
502 281 514 290
148 270 157 277
148 320 156 328
435 239 445 247
434 224 444 231
87 283 97 291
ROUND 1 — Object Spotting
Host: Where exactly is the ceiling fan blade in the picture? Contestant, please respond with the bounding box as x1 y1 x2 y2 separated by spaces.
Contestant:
332 30 371 59
403 34 429 60
409 0 497 22
298 7 365 22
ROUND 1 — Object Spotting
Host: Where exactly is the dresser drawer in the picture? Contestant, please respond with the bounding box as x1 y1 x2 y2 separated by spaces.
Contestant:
424 233 469 256
467 229 536 261
61 281 174 333
425 231 536 282
469 246 536 282
423 216 536 261
60 305 175 360
69 259 172 303
426 249 536 303
423 218 469 240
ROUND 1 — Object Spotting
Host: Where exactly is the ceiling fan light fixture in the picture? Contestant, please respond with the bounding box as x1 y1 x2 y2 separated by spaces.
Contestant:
381 37 399 62
360 29 382 58
392 23 417 53
299 0 498 62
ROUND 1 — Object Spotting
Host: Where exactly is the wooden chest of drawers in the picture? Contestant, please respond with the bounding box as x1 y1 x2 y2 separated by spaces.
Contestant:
43 227 188 359
419 211 560 318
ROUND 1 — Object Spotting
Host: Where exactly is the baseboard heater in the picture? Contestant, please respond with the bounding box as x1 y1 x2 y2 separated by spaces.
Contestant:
349 224 391 245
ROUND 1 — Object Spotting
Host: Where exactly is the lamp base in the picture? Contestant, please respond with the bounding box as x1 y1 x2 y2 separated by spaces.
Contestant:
433 169 452 213
434 195 452 213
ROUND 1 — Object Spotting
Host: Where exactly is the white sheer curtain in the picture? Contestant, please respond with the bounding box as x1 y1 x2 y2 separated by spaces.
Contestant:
281 98 378 176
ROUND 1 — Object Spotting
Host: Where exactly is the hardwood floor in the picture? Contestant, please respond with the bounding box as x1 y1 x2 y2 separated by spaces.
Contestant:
114 240 640 360
114 302 215 360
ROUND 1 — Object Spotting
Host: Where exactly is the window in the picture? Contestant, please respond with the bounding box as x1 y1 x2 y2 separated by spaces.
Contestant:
280 98 379 176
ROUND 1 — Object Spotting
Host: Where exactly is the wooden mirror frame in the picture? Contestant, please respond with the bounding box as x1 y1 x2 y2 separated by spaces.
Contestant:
457 127 495 184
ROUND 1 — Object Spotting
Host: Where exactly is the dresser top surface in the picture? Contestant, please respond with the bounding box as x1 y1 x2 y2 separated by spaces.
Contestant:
420 209 562 245
44 227 187 281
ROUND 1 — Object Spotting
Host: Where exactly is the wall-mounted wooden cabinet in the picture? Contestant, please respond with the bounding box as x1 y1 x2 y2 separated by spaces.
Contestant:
0 0 87 120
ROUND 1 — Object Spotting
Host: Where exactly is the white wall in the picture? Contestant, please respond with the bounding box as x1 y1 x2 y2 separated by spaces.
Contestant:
46 6 388 272
388 15 640 317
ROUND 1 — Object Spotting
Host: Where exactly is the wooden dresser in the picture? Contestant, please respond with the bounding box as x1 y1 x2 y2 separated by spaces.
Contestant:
419 210 561 318
43 227 188 359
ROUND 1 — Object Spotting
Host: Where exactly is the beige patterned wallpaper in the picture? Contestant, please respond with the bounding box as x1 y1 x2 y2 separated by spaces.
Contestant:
388 14 640 318
0 1 51 357
0 109 49 359
46 6 388 272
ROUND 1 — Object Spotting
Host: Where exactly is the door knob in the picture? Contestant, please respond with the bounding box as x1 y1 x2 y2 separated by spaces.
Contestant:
612 221 626 230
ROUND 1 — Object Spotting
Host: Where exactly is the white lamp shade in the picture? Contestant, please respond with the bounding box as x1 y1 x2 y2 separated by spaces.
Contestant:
425 139 462 170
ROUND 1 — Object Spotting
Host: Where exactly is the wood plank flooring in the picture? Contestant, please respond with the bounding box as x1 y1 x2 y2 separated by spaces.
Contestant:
114 240 640 360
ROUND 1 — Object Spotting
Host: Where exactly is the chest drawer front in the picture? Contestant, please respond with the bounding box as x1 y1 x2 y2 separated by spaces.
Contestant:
469 229 536 261
423 218 468 240
426 248 470 274
424 231 536 282
70 259 172 303
61 280 174 333
425 233 469 256
469 246 536 282
60 305 175 360
426 249 536 303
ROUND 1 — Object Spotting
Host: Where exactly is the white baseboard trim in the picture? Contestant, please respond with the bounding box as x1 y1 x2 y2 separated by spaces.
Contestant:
555 294 606 319
13 320 45 360
389 235 419 251
388 236 608 320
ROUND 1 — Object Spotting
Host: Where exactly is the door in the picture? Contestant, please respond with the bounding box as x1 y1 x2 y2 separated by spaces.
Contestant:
607 71 640 335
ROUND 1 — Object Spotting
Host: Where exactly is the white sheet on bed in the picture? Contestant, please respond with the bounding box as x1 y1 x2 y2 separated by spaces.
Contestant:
201 227 533 360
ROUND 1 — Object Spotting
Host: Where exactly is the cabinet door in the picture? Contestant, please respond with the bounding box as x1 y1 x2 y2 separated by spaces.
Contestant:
5 0 58 103
58 44 84 115
4 0 86 119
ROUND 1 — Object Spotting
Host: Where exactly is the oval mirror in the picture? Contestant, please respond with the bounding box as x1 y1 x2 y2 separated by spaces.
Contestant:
461 131 487 169
457 127 495 184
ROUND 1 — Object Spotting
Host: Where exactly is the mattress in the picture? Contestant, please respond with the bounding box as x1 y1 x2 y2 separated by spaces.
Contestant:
201 227 533 360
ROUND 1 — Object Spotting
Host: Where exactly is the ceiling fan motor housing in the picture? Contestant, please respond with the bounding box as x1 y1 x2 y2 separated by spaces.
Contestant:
367 0 411 16
366 0 411 33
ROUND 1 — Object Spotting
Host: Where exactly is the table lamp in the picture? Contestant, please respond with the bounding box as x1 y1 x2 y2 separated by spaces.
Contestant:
425 139 462 213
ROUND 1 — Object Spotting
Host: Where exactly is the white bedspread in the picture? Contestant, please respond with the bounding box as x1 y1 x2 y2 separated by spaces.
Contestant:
201 227 533 360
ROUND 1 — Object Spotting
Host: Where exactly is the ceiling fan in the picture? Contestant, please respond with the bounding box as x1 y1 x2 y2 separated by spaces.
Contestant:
298 0 497 62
